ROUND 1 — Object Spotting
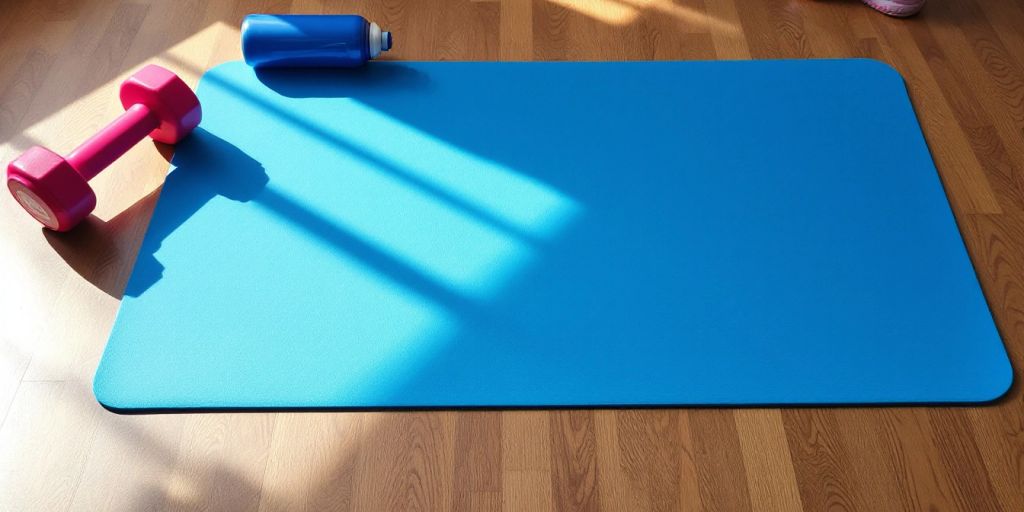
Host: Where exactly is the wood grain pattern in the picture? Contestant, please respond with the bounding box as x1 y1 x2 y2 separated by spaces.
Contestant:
690 410 754 511
2 0 1024 510
551 411 600 512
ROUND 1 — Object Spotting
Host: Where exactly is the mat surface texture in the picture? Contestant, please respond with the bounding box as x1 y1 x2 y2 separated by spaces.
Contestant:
95 60 1011 410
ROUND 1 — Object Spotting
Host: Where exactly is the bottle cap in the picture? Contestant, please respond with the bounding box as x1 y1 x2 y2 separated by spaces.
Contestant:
368 22 392 59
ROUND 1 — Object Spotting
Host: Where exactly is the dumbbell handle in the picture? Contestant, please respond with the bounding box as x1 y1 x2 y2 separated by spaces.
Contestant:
65 103 160 181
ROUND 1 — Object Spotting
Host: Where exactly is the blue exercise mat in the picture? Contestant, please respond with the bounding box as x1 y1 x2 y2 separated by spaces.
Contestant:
95 59 1012 410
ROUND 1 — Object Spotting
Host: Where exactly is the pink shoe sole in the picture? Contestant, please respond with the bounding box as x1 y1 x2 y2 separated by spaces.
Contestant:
861 0 926 17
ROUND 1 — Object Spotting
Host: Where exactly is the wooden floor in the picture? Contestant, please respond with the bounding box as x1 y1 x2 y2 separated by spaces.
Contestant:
2 0 1024 510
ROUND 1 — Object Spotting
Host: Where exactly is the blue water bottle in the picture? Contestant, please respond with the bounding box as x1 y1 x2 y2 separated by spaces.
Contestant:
241 14 393 68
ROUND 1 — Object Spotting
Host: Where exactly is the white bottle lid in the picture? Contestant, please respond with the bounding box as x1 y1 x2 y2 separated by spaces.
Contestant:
368 22 392 59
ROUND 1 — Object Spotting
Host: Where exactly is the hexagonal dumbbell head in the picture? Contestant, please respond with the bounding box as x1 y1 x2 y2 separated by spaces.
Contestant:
7 147 96 231
6 65 201 231
121 64 202 144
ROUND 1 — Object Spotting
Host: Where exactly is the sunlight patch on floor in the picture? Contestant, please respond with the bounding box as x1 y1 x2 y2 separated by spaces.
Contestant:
547 0 641 25
545 0 739 34
621 0 740 34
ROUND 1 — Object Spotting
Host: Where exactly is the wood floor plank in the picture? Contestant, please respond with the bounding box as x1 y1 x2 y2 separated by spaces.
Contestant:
828 410 912 511
454 412 502 512
976 0 1024 70
0 23 74 146
0 382 102 512
799 3 855 58
3 0 143 148
590 409 706 512
689 410 753 512
258 413 363 512
965 406 1024 512
705 0 750 59
159 413 275 512
532 0 572 61
613 410 687 512
0 1 65 85
352 413 456 511
674 410 705 512
945 0 1024 211
499 0 533 60
926 409 1004 512
905 2 1024 212
882 410 979 511
550 411 600 512
502 411 553 512
67 405 187 511
592 410 635 512
736 0 813 59
504 469 553 512
782 409 866 511
735 409 803 512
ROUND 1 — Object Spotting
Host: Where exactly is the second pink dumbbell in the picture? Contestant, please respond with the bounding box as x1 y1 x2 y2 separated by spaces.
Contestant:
6 64 201 231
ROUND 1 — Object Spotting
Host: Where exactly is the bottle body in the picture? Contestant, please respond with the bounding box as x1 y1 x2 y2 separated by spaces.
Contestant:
241 14 392 68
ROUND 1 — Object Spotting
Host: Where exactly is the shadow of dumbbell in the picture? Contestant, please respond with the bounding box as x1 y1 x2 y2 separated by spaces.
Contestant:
45 128 268 298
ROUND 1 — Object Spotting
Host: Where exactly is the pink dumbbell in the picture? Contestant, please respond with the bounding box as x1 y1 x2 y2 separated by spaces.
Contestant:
6 64 201 231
